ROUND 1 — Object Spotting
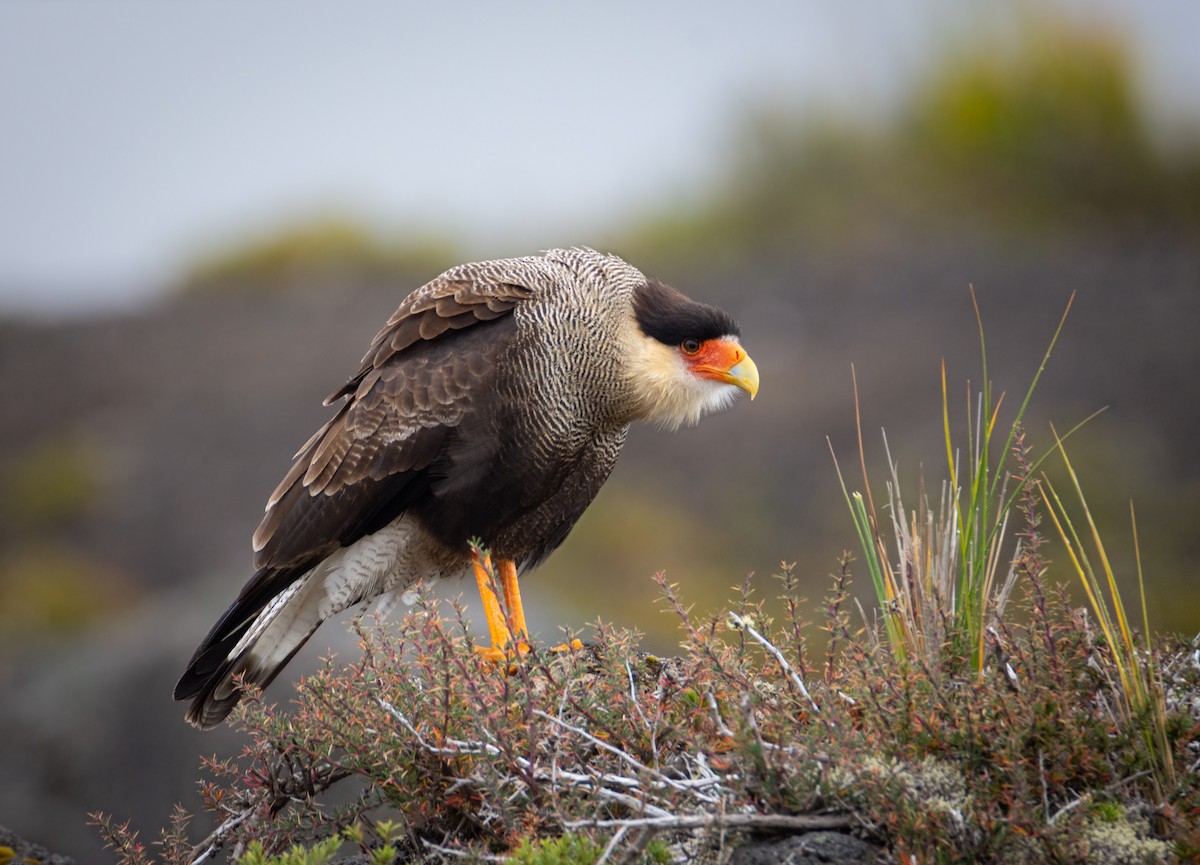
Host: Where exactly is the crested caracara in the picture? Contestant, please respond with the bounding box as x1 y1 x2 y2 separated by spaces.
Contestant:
175 248 759 728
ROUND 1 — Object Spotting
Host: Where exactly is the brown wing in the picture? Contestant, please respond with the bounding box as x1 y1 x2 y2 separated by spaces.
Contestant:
251 275 533 572
324 276 534 405
173 275 532 717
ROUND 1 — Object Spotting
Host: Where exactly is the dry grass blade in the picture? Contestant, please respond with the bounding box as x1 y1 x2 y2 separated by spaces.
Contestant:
1040 430 1177 801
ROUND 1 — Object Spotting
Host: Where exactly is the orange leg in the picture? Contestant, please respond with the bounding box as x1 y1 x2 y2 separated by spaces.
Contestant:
497 558 529 641
502 560 582 652
470 548 513 652
472 549 581 661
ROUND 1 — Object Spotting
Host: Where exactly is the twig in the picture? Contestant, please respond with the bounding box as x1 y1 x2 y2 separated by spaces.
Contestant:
613 827 658 865
189 805 256 865
727 612 821 713
594 825 629 865
1047 770 1154 826
1047 791 1089 826
1038 751 1050 823
564 812 853 831
538 765 672 817
534 709 725 802
377 696 504 756
704 688 736 738
382 695 680 813
534 707 649 766
421 838 506 862
626 660 660 767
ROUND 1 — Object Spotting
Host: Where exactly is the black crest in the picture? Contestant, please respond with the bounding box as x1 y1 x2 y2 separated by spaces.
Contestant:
632 279 740 347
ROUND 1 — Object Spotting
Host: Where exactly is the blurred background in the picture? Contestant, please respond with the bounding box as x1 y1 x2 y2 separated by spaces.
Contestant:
2 1 1198 859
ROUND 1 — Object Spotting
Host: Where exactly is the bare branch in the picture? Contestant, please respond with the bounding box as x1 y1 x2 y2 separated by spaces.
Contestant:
727 612 821 714
565 812 853 832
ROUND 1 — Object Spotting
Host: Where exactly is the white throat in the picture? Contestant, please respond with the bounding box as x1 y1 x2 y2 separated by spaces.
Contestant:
624 334 743 430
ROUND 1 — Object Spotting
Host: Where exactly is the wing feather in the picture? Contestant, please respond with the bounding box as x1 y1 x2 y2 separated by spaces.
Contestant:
329 277 532 403
251 271 529 573
181 267 532 725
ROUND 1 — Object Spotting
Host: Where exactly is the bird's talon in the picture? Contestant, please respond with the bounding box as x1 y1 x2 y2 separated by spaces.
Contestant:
474 641 532 668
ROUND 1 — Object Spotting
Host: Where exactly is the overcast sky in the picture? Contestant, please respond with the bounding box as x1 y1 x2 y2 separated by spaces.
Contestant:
1 0 1197 314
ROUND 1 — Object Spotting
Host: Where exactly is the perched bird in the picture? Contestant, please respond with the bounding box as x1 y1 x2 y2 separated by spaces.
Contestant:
175 248 759 728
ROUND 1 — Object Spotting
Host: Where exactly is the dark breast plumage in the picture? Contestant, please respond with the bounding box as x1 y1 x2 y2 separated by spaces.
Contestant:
176 247 758 728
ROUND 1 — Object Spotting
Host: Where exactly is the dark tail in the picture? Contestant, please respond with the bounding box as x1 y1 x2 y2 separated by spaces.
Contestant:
175 566 321 729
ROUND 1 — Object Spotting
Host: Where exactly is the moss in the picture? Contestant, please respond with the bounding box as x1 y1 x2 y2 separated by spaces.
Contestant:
1063 808 1173 865
835 755 972 817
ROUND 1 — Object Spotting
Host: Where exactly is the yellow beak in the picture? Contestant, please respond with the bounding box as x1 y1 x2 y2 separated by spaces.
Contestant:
721 352 760 400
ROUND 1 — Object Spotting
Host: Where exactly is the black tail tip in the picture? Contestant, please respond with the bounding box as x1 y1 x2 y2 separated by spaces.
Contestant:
182 691 242 729
175 663 245 729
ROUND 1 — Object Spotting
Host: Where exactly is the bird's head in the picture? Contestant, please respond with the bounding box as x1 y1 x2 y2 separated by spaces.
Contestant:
625 278 760 430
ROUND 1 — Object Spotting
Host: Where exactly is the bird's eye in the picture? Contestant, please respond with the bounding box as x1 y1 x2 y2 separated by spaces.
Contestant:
681 338 702 355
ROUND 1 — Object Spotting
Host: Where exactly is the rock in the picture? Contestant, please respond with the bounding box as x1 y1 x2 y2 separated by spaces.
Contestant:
0 825 76 865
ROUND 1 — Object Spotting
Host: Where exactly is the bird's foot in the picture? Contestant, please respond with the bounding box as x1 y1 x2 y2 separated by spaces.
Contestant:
474 638 583 669
474 640 531 665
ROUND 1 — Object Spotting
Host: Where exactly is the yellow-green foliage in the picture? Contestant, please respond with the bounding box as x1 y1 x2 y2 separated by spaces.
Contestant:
510 834 673 865
180 215 458 294
4 439 99 526
618 10 1200 263
908 13 1171 217
0 546 127 638
915 21 1140 164
511 834 602 865
236 838 343 865
1 439 126 643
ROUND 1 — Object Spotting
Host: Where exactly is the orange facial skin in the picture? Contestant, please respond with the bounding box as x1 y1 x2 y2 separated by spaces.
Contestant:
683 337 760 398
